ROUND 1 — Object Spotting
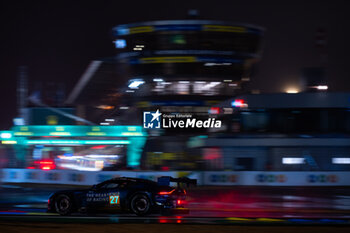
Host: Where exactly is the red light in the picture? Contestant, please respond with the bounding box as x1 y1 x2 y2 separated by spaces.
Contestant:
36 159 56 170
39 161 53 165
176 216 182 223
27 166 35 169
177 200 181 205
203 147 221 160
209 107 220 114
159 217 168 223
91 145 107 149
158 189 175 195
232 99 246 108
161 166 169 171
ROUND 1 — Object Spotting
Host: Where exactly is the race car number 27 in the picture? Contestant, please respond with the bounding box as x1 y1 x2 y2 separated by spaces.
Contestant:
109 195 120 205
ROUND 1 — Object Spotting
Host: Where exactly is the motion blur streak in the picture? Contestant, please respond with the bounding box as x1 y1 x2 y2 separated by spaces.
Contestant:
1 185 350 219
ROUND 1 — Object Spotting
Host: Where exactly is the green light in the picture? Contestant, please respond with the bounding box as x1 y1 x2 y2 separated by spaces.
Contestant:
5 125 148 169
26 140 130 145
127 137 147 167
11 125 146 137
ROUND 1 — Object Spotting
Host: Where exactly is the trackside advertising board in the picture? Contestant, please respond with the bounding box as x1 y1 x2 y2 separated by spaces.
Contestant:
1 169 350 186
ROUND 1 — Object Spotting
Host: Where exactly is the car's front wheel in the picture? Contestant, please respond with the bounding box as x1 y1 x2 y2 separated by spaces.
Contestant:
130 194 151 216
55 194 73 215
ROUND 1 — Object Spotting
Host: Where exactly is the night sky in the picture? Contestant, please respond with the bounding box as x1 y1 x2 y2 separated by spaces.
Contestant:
1 0 350 129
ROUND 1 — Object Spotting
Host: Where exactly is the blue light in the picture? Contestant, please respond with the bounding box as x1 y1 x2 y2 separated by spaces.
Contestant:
287 219 313 222
115 39 126 49
117 27 129 35
231 99 245 107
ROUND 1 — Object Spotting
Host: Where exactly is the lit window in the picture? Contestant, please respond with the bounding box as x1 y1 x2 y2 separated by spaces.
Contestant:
332 158 350 164
282 157 305 164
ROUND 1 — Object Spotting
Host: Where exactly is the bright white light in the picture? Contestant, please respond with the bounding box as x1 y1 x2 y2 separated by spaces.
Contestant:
179 81 190 84
105 119 115 122
204 63 215 66
224 80 232 82
126 90 135 93
0 133 11 139
120 106 129 110
332 158 350 164
282 157 305 164
317 85 328 90
201 82 221 90
86 155 119 159
128 80 145 89
57 155 84 160
204 63 232 66
59 163 102 171
100 122 110 125
133 45 144 50
58 155 119 159
195 81 206 84
153 78 164 82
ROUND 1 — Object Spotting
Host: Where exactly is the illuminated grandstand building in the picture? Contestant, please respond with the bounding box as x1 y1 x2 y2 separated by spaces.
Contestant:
67 20 263 123
112 20 264 115
66 20 264 170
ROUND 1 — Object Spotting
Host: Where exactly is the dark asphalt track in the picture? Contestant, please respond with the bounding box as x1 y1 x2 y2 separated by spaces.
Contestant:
0 184 350 220
1 184 350 233
1 221 350 233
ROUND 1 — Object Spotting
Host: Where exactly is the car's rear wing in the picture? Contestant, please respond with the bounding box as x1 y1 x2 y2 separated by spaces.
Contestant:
157 176 197 187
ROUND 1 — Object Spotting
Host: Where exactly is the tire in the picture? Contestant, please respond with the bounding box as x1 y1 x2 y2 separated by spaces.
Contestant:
55 194 73 215
130 194 151 216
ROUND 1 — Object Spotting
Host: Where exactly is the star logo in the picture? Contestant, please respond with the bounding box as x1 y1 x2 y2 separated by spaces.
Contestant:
151 109 162 122
143 110 162 129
